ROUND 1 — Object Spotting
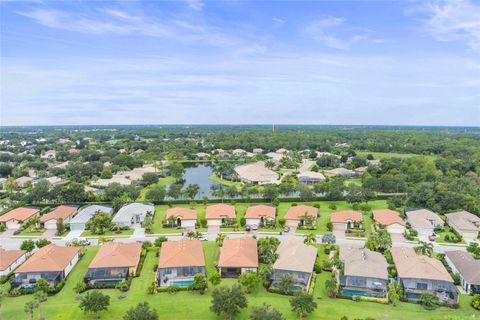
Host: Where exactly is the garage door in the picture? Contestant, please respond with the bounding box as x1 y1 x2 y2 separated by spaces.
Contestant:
70 223 85 231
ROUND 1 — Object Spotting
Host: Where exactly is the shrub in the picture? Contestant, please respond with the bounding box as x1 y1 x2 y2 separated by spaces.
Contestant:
278 219 286 227
154 236 168 247
240 217 246 227
326 222 333 231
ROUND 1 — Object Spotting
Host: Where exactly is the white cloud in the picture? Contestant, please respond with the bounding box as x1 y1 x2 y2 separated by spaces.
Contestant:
419 0 480 50
184 0 204 11
272 17 285 29
303 16 372 50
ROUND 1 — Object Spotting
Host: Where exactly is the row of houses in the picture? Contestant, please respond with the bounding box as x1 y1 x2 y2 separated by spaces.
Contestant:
0 203 154 233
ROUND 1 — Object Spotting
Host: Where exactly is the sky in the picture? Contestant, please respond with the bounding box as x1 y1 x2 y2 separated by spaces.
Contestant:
1 0 479 126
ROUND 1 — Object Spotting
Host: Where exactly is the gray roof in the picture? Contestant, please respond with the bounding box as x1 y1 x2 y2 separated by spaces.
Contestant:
273 239 317 274
406 209 443 229
69 205 113 224
340 245 388 280
446 211 480 232
445 250 480 285
112 203 154 224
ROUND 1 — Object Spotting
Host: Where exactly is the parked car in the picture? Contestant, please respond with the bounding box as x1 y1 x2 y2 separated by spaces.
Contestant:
251 224 258 230
245 226 251 231
283 226 290 232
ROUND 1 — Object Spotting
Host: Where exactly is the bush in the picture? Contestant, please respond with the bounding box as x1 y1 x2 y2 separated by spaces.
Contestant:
115 280 131 292
240 217 246 227
326 222 333 231
154 236 168 247
278 219 286 227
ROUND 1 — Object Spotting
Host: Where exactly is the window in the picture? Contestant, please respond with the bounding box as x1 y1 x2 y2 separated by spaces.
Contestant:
416 282 428 290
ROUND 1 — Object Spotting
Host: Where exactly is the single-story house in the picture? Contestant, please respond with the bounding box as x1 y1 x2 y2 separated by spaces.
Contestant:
112 203 154 227
41 150 56 160
165 207 198 231
195 152 210 160
445 211 480 241
232 149 247 157
252 148 263 154
284 205 318 227
373 209 406 234
68 148 80 154
0 248 27 276
244 204 276 227
69 205 113 231
265 152 283 165
40 205 78 230
367 159 381 166
271 240 317 291
276 148 287 154
206 204 236 227
12 244 80 288
0 207 40 230
45 176 65 186
14 176 32 187
234 161 279 185
405 209 444 240
84 242 142 285
331 210 363 230
338 245 388 298
157 238 206 287
218 237 258 278
391 247 457 305
297 171 326 185
444 250 480 294
354 166 368 174
324 168 356 178
93 176 132 187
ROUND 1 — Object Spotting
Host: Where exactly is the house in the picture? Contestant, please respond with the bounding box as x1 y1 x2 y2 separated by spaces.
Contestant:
218 237 258 277
45 176 65 186
252 148 263 154
0 248 27 276
391 247 457 305
445 211 480 241
0 207 40 230
195 152 210 160
367 159 381 166
405 209 444 240
234 161 279 185
12 244 80 288
373 209 406 234
232 149 247 157
297 171 326 185
157 238 206 287
84 242 142 285
112 203 154 227
41 150 56 160
338 246 388 298
14 176 32 187
93 176 132 187
444 250 480 294
331 210 363 230
324 168 356 178
354 166 368 174
266 152 283 165
40 205 78 230
69 205 113 232
213 149 228 158
271 240 317 291
244 205 276 227
285 205 318 227
165 207 197 231
276 148 287 154
206 204 236 228
68 148 80 154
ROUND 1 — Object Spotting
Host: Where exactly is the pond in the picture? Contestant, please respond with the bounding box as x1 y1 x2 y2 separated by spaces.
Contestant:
181 162 220 199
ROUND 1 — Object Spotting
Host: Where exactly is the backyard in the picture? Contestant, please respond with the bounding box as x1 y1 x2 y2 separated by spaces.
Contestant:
2 242 477 320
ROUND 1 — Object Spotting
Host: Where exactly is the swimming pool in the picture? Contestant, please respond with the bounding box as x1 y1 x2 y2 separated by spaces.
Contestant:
341 289 384 298
173 280 194 287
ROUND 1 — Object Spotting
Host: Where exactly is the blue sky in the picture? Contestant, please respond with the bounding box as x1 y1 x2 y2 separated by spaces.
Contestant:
1 0 479 126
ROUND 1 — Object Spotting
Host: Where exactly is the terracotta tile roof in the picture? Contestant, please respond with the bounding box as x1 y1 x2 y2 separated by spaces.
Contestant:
445 250 480 285
373 209 405 226
0 248 26 271
273 239 317 273
245 205 276 219
284 205 318 220
0 207 39 223
166 207 198 221
40 205 78 223
89 242 142 269
330 210 363 223
206 204 236 220
15 244 80 273
391 247 453 282
158 238 205 268
218 237 258 268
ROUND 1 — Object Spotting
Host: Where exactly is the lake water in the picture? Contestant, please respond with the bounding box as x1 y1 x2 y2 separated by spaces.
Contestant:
181 162 220 199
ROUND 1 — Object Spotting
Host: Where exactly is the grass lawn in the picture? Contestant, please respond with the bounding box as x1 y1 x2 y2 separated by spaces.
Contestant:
435 226 466 244
17 226 45 236
80 229 135 237
3 242 477 320
150 200 387 236
208 174 243 188
345 178 362 187
356 151 438 161
137 176 175 201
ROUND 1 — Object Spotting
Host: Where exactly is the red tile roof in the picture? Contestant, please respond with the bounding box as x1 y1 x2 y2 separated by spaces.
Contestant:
218 237 258 268
166 207 197 220
0 248 26 271
40 205 77 223
284 205 318 220
89 242 142 269
0 207 39 223
15 244 79 273
373 209 405 226
330 210 363 223
245 205 276 219
158 238 205 268
206 204 236 219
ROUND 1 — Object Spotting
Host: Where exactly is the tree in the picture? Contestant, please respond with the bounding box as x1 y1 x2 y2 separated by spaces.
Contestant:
415 241 434 257
471 294 480 310
167 183 183 200
210 285 248 320
277 273 294 295
184 184 200 200
418 292 439 310
365 230 392 252
24 300 38 320
289 292 317 319
324 276 338 298
262 185 279 202
298 184 314 201
321 232 336 244
34 290 47 320
20 240 35 252
35 238 51 248
35 278 50 293
209 271 221 286
142 172 159 186
56 217 65 235
86 211 113 235
190 273 207 293
387 281 402 306
238 272 261 293
79 290 110 320
467 242 480 259
154 236 168 247
216 233 226 246
145 185 166 202
303 233 316 246
257 237 280 264
250 303 285 320
123 302 159 320
167 162 185 179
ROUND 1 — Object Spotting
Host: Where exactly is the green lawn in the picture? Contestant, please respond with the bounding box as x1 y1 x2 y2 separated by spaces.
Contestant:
3 243 476 320
17 226 45 236
150 200 387 236
435 226 466 244
137 176 175 201
80 229 134 237
356 151 438 161
208 174 243 188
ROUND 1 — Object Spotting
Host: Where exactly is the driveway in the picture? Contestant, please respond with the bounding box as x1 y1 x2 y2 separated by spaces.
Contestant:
40 229 57 239
207 225 220 236
64 229 84 240
0 229 17 238
332 225 345 239
390 233 406 243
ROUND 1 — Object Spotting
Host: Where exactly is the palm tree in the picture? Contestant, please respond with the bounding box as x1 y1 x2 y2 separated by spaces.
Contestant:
5 177 17 194
415 241 434 257
387 281 402 306
278 273 295 294
303 233 317 246
24 300 38 320
265 160 275 170
34 290 47 320
216 233 226 246
419 292 439 310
